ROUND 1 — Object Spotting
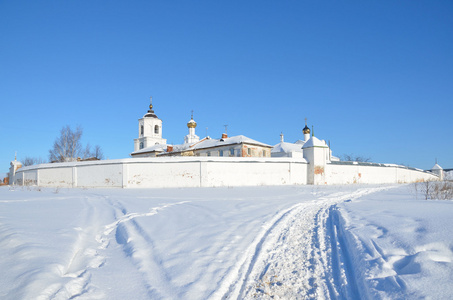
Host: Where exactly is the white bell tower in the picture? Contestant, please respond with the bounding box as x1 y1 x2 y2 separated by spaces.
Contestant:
134 97 167 151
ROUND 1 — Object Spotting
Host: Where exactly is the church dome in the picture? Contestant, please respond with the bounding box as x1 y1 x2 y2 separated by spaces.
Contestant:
144 97 158 118
187 118 197 128
303 125 310 134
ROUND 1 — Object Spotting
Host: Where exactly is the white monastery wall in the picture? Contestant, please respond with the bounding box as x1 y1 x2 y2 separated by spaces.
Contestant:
325 162 437 185
202 160 306 187
38 167 74 187
127 161 201 188
13 157 308 188
12 158 437 188
77 164 123 188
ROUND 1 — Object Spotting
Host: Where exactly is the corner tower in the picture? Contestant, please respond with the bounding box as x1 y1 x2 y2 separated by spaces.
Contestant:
134 97 167 151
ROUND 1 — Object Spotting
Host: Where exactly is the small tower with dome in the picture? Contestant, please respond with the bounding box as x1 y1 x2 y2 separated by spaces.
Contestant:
303 118 310 141
184 111 200 144
134 97 167 152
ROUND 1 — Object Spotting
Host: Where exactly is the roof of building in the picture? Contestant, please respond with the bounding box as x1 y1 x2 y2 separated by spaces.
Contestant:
131 143 167 155
271 142 303 153
189 135 272 151
294 140 306 145
431 163 443 170
302 136 328 148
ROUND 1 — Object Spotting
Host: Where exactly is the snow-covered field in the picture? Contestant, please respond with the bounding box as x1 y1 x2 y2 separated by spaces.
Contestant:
0 184 452 299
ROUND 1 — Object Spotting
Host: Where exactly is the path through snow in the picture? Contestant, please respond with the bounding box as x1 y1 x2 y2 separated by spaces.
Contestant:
1 184 452 299
217 186 392 299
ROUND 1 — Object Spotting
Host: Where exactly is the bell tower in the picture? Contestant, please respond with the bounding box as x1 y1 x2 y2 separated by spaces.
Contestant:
134 97 167 151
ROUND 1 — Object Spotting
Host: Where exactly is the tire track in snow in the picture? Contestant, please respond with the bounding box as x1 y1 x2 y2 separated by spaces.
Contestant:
37 196 190 300
101 199 190 299
37 196 108 300
217 186 392 299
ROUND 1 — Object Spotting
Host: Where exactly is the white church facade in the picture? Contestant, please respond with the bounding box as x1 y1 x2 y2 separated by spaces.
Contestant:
10 98 441 188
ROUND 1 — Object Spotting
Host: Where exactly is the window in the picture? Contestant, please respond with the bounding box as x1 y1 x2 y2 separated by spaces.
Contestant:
207 151 211 156
219 150 223 157
247 148 252 156
140 142 144 149
154 125 159 134
230 148 234 156
140 125 144 136
262 150 266 157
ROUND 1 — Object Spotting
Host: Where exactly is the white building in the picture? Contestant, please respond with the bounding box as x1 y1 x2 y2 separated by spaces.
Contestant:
431 163 444 180
9 157 22 185
133 97 167 154
131 100 271 158
271 133 304 158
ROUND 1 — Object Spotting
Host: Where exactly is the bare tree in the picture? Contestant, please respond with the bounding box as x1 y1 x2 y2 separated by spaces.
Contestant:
22 157 46 166
92 145 104 160
341 153 371 162
49 126 84 162
49 126 104 162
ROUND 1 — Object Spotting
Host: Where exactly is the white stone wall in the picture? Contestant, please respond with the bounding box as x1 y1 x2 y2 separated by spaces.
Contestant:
12 158 438 188
12 157 308 188
324 162 437 185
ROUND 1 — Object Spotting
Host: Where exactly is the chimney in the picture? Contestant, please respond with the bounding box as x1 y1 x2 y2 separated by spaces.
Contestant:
221 133 228 139
167 145 173 152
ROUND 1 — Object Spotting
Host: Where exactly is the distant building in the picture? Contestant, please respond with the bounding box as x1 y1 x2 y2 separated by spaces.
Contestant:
271 120 339 162
131 100 271 158
9 157 22 185
431 163 444 180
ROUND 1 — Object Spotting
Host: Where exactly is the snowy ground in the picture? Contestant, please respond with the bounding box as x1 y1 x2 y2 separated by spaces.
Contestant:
0 184 452 299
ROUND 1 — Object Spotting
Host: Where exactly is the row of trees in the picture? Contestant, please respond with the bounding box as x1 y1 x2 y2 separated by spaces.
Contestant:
22 125 104 166
340 154 371 162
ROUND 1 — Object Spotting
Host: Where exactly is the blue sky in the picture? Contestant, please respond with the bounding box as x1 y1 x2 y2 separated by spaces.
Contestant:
1 0 452 176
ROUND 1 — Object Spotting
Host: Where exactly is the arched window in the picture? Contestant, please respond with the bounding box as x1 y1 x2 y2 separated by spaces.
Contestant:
154 125 159 134
140 142 144 149
140 125 144 136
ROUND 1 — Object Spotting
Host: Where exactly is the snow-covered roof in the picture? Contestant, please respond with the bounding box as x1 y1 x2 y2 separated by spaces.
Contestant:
431 163 443 170
271 142 303 153
131 143 167 155
294 140 306 145
189 135 271 150
302 136 328 148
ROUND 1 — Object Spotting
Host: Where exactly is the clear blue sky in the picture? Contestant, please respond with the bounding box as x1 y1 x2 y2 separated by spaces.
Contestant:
1 0 452 176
